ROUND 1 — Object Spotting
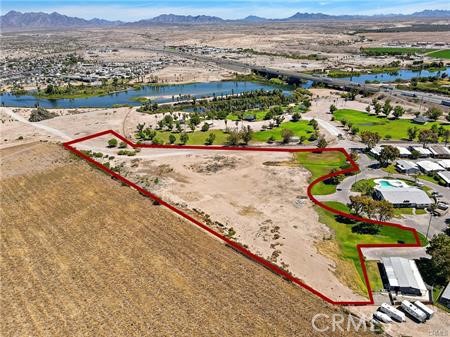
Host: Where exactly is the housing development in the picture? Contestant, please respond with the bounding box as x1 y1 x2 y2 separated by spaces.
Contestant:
0 3 449 337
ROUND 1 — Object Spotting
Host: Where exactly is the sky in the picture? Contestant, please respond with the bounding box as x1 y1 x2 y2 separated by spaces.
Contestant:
2 0 449 21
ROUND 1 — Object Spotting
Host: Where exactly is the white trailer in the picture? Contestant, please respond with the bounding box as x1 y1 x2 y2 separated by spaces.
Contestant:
373 311 393 323
413 301 434 320
379 303 406 322
401 300 427 323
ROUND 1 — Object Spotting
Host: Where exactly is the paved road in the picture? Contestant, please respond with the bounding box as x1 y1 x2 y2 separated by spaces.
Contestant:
145 47 449 106
316 153 449 237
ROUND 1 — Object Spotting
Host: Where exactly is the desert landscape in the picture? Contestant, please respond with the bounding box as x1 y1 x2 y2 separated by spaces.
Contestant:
1 4 450 337
1 142 373 336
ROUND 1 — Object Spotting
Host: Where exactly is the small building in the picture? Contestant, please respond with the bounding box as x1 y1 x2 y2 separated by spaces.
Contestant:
437 159 450 170
374 187 432 208
429 145 450 159
412 115 430 124
381 257 428 296
410 146 432 158
437 171 450 186
396 160 420 174
396 146 412 158
417 160 445 174
439 283 450 309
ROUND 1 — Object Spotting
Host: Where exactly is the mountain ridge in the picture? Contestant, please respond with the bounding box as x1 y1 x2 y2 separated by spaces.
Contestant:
1 9 449 30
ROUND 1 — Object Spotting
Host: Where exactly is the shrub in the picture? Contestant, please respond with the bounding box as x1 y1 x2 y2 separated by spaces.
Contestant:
107 138 118 148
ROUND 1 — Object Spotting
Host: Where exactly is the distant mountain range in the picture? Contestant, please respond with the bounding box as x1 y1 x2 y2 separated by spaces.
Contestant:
1 9 449 30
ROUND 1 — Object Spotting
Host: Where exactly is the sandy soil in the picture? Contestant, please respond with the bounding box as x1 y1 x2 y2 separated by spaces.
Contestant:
73 135 369 302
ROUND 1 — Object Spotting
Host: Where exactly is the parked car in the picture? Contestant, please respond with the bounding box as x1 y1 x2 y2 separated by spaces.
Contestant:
437 202 449 211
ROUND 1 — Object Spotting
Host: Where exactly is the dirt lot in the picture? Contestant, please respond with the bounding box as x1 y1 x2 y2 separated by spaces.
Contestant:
74 135 368 303
1 142 374 337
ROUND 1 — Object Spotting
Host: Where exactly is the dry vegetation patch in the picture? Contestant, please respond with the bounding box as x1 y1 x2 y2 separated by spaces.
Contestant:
1 143 371 337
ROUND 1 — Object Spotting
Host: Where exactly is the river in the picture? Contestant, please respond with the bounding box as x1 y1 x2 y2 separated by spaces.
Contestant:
0 81 290 109
1 67 448 108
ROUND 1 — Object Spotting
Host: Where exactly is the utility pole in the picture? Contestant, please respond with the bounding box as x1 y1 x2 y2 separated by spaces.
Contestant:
426 200 437 240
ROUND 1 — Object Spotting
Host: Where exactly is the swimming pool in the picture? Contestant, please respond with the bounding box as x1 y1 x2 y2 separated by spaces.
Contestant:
374 179 409 189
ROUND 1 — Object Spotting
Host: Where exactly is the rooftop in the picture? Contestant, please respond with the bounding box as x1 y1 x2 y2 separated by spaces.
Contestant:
417 160 445 172
382 257 427 294
429 145 450 157
411 147 432 155
396 160 418 170
437 171 450 184
375 187 432 205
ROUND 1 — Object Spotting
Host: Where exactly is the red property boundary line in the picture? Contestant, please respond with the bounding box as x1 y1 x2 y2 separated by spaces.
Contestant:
63 130 422 306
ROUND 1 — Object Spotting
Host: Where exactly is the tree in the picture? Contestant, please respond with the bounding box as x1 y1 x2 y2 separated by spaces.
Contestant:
378 145 400 167
360 130 380 149
349 195 371 217
298 135 306 144
392 105 404 119
442 129 450 145
118 141 127 149
365 105 371 114
168 134 176 144
418 129 438 147
407 126 418 141
424 107 442 121
308 119 319 130
418 234 450 287
325 168 344 185
329 104 337 114
201 123 210 132
205 133 216 145
291 111 301 122
107 138 118 148
179 132 189 145
374 200 395 221
382 99 393 117
226 129 241 145
45 84 55 94
240 126 253 145
373 102 382 115
317 135 328 148
281 129 294 144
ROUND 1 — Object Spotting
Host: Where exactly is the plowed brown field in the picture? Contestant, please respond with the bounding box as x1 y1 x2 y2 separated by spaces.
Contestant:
0 143 373 337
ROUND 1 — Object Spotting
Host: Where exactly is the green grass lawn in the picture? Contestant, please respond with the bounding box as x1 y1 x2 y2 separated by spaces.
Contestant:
426 49 450 59
362 47 435 56
334 109 450 141
253 121 315 143
316 201 427 296
366 261 384 292
418 174 444 186
153 129 229 145
296 151 349 195
153 120 314 145
382 164 398 174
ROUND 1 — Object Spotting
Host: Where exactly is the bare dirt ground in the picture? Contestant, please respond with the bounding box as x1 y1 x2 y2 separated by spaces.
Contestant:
74 135 368 302
0 142 373 337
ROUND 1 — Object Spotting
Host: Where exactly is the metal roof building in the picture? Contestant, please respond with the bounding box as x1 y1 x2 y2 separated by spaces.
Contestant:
374 187 432 208
429 146 450 159
438 159 450 170
396 146 412 157
437 171 450 186
410 147 432 157
439 283 450 309
382 257 428 296
395 160 419 174
417 160 445 173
